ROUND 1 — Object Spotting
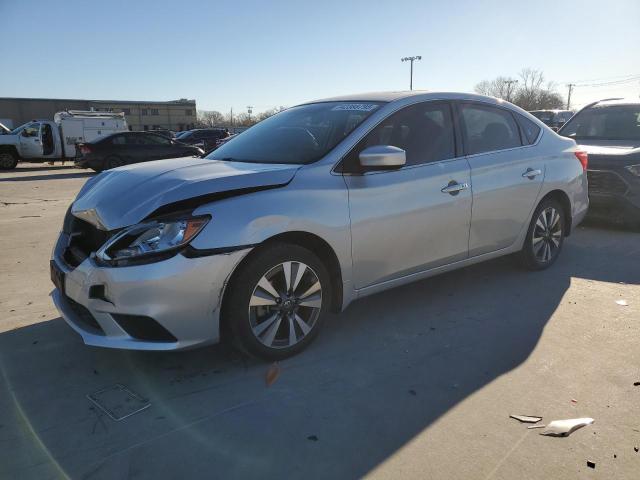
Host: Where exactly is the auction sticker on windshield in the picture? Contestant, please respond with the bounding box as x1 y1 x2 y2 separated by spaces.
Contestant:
331 104 379 112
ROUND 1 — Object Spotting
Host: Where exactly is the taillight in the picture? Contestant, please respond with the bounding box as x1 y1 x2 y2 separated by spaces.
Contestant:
79 144 92 155
574 151 588 171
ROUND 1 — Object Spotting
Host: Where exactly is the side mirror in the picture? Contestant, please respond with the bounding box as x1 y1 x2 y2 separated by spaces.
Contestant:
359 145 406 169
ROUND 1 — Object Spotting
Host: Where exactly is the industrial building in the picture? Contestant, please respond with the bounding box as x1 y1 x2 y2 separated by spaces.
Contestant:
0 97 197 132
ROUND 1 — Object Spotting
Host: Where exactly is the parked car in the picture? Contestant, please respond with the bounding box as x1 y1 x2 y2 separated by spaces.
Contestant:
558 98 640 225
530 110 574 131
75 131 204 171
0 111 127 169
51 92 588 360
176 128 229 151
148 129 175 139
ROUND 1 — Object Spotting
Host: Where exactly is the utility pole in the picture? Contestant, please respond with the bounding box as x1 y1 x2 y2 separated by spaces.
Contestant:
230 107 233 128
401 56 422 90
247 105 253 124
504 79 518 102
566 84 575 110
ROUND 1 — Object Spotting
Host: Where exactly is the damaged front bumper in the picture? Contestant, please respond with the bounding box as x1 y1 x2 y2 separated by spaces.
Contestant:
50 232 250 351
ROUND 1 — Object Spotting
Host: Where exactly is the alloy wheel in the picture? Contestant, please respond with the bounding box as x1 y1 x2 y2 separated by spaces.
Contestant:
532 207 562 263
248 261 322 349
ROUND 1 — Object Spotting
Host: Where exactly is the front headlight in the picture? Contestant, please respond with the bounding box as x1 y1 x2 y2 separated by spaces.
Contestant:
97 216 209 265
625 164 640 177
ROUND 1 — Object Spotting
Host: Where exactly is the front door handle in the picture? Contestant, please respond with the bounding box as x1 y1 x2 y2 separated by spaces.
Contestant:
441 181 469 195
522 168 542 179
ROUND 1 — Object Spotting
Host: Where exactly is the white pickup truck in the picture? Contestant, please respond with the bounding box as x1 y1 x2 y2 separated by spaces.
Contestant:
0 111 128 169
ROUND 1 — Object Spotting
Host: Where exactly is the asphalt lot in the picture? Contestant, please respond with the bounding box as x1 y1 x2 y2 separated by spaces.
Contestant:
1 163 639 479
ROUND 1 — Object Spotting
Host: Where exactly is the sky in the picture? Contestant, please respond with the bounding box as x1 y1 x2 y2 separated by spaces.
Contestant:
1 0 639 114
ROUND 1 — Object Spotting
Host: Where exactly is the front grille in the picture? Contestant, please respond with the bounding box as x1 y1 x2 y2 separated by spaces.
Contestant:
63 209 112 267
587 170 628 195
65 296 104 335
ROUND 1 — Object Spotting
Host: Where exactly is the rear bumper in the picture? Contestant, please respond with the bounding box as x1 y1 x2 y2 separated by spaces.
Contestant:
51 232 250 351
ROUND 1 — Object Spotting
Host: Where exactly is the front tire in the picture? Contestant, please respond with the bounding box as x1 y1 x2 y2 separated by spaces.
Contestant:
0 152 18 170
103 155 125 170
223 243 331 361
519 198 566 270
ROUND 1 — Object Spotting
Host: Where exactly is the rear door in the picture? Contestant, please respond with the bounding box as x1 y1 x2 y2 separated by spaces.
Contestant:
342 101 472 289
457 102 544 256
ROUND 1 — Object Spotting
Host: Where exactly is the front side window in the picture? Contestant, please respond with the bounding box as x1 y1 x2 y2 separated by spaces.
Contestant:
111 135 127 145
340 102 456 173
207 101 383 164
460 103 521 155
559 105 640 141
22 123 40 138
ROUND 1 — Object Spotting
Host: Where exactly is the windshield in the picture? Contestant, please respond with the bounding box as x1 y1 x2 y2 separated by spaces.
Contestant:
559 105 640 141
206 101 383 164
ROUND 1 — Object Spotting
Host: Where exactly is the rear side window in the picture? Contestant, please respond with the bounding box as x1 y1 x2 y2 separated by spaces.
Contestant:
460 103 521 155
341 101 456 173
111 135 127 145
516 114 541 145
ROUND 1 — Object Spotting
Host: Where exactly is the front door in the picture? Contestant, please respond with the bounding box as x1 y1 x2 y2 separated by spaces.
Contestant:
457 102 545 256
19 122 43 158
341 101 472 289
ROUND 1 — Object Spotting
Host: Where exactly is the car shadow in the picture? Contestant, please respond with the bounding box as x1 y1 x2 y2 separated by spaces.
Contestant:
10 165 81 172
0 226 637 479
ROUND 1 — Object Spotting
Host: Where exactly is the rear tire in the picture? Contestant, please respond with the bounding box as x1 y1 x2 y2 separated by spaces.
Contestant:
223 243 331 361
103 155 125 170
519 198 566 270
0 152 18 170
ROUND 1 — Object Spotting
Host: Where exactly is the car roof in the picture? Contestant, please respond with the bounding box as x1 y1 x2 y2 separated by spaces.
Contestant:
301 90 523 108
591 98 640 108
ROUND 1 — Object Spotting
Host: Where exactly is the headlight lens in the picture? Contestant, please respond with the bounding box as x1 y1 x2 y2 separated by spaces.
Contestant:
625 164 640 177
97 216 209 264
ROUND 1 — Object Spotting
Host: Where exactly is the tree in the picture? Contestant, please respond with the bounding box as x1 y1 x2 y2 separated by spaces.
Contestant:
256 106 287 122
474 69 565 110
197 110 225 127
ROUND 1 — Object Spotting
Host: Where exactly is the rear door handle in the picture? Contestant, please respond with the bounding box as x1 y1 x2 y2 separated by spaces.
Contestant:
522 168 542 179
441 181 469 195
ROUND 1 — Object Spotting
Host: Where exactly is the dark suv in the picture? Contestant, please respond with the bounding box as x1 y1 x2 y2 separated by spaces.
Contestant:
558 99 640 225
175 129 229 151
530 110 574 131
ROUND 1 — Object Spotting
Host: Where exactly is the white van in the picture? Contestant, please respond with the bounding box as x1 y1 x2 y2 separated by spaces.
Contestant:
0 110 128 169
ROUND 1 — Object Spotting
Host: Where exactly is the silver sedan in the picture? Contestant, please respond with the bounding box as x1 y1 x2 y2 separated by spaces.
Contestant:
51 91 589 360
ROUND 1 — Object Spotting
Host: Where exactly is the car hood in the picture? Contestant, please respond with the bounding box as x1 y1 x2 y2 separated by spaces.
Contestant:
72 156 300 230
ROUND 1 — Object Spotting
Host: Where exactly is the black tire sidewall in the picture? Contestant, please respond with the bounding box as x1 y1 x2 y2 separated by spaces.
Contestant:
521 198 566 270
0 153 18 170
224 243 331 361
104 156 125 170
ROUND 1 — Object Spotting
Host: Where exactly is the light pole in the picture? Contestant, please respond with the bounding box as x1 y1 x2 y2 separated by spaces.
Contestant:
401 56 422 90
566 84 575 110
247 105 253 123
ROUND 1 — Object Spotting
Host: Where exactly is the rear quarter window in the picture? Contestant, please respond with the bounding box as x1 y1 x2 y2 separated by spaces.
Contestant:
516 114 541 145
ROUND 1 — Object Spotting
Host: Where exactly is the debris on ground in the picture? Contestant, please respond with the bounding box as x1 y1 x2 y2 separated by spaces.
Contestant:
571 398 578 404
634 447 638 453
541 418 594 437
615 299 629 306
265 362 281 387
510 414 543 423
527 425 546 429
307 435 318 441
633 382 640 386
587 461 596 469
408 389 417 396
